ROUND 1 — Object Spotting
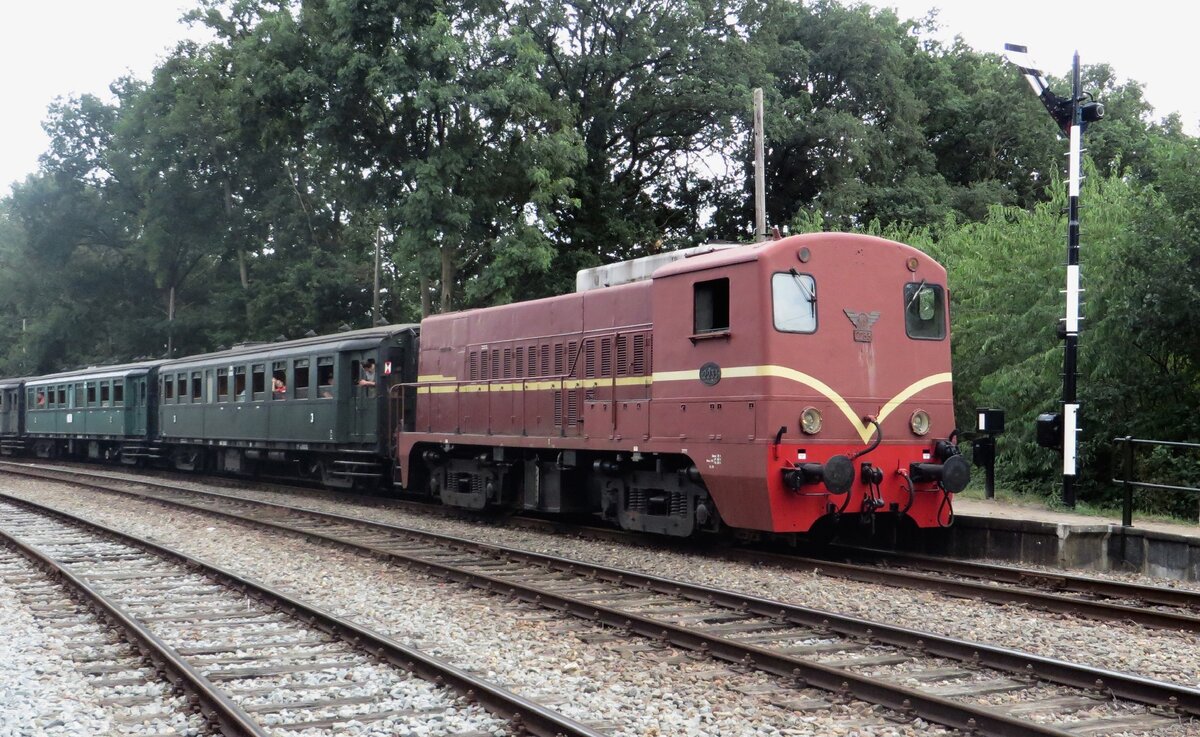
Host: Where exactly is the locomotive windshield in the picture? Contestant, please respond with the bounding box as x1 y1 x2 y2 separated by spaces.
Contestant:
772 270 817 333
904 282 946 340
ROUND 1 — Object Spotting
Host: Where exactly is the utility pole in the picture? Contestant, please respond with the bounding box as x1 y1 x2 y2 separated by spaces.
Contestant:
753 87 766 241
1005 44 1103 508
373 227 382 326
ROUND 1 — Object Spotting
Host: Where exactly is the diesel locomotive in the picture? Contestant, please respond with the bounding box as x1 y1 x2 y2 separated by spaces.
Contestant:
0 232 968 536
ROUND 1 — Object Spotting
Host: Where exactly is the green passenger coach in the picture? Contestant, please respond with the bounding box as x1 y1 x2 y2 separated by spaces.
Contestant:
21 361 162 461
156 325 417 487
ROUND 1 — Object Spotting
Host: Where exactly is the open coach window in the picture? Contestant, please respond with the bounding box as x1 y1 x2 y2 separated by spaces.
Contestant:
904 282 946 340
772 271 817 333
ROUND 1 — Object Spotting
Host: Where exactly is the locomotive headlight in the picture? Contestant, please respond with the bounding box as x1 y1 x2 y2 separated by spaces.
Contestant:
910 410 931 436
800 407 823 435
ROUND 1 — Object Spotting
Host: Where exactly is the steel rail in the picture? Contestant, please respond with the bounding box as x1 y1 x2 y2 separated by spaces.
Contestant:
0 490 607 737
741 548 1200 633
7 464 1198 733
827 544 1200 610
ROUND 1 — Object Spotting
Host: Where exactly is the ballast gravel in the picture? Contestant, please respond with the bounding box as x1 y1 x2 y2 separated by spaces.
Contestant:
0 581 112 737
1 476 950 737
0 550 213 737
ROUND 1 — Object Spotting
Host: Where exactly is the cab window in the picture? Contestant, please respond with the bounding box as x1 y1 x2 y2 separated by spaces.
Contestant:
904 283 946 340
772 271 817 333
693 278 730 334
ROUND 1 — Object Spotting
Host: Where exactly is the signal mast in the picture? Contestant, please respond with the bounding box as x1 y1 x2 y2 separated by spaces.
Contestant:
1004 44 1103 507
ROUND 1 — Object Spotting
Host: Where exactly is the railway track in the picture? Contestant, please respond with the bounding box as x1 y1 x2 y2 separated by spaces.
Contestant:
0 490 607 737
3 462 1196 737
0 537 222 737
822 543 1200 615
16 460 1200 635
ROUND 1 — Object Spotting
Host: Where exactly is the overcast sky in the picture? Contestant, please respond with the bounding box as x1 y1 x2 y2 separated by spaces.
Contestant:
0 0 1194 198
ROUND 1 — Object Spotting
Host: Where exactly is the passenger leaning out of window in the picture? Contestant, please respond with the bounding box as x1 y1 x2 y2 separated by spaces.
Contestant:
359 359 377 387
272 377 286 397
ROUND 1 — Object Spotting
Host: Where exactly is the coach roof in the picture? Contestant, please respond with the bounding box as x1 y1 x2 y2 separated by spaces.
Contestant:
159 324 419 372
24 361 165 388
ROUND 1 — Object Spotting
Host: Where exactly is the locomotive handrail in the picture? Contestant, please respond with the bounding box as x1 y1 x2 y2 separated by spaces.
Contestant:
1111 435 1200 527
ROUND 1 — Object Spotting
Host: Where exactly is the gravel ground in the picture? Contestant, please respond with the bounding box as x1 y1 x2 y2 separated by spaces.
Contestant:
0 548 213 737
73 471 1200 691
0 476 952 737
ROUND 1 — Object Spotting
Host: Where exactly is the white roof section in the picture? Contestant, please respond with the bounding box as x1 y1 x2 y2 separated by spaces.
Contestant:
575 243 742 292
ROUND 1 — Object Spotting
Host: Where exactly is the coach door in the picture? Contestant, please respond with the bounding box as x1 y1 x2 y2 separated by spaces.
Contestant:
350 351 379 444
0 387 16 435
127 376 147 437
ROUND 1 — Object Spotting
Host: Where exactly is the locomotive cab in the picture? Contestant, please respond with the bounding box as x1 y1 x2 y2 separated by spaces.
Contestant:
650 233 966 533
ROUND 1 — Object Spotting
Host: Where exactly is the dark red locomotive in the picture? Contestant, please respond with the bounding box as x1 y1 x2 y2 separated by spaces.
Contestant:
396 232 968 536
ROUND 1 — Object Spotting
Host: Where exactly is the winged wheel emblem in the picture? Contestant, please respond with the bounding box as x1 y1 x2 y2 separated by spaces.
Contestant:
843 309 880 343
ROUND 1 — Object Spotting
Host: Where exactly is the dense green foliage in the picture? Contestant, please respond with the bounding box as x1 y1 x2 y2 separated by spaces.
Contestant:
3 0 1200 513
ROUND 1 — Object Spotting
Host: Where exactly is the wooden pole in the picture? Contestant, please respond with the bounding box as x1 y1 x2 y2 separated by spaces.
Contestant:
754 88 766 241
373 228 382 326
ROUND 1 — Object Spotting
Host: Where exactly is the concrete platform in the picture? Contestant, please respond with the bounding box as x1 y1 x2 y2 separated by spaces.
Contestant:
899 498 1200 582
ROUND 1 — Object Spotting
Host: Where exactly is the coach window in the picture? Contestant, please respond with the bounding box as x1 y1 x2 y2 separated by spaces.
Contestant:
272 362 287 399
293 359 310 399
100 381 111 407
114 382 124 406
234 366 247 401
57 386 67 406
317 357 334 399
176 374 187 404
191 372 203 402
252 364 266 401
217 369 230 402
86 382 97 406
903 283 946 340
772 271 818 334
163 377 174 402
693 278 730 335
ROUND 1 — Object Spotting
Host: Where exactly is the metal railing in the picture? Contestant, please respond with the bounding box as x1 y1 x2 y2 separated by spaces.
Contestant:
1112 436 1200 527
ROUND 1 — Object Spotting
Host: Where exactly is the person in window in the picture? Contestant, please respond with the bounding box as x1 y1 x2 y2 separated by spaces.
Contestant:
358 359 377 387
36 391 46 407
272 377 286 397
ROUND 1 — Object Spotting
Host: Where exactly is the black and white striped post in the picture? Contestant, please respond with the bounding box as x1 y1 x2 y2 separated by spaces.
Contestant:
1004 44 1103 508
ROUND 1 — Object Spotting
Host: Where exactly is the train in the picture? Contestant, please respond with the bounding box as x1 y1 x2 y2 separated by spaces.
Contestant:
0 232 969 537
